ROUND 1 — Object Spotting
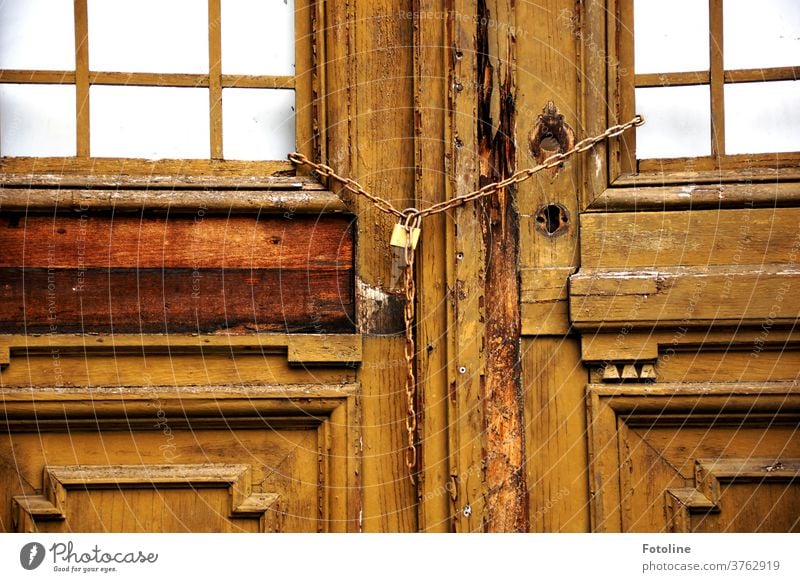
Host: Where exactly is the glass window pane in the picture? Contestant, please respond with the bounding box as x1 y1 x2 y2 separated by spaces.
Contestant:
0 0 75 70
634 0 709 74
222 88 295 160
221 0 295 76
724 0 800 69
0 84 76 156
725 81 800 155
88 0 208 73
90 86 210 159
635 85 711 159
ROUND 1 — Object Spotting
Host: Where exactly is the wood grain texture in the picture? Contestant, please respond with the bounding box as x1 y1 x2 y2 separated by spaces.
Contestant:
579 208 800 268
476 0 529 533
0 214 353 269
0 213 354 333
0 268 353 334
587 382 800 532
413 0 452 531
448 0 488 533
322 0 416 531
571 266 800 329
523 338 590 532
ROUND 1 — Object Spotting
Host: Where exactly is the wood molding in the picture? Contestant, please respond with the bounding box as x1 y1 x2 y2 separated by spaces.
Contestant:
666 458 800 532
0 334 362 370
580 329 800 364
13 464 279 532
587 382 800 532
586 183 800 213
4 383 359 532
570 266 800 331
0 383 358 431
0 187 349 214
0 158 297 188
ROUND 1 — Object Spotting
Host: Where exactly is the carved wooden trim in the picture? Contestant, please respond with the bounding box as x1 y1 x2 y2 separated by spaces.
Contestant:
586 183 800 213
587 383 800 532
666 459 800 532
0 334 362 369
665 488 717 533
0 187 347 214
13 464 279 531
571 266 800 331
579 329 800 366
3 384 360 532
0 383 357 431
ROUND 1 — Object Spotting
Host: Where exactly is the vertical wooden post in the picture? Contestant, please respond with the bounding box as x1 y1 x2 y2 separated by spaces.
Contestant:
475 0 529 533
73 0 90 157
208 0 223 160
414 0 453 531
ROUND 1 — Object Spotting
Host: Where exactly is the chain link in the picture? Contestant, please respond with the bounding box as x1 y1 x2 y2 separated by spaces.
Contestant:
289 115 644 484
401 210 422 482
288 153 405 218
289 115 643 222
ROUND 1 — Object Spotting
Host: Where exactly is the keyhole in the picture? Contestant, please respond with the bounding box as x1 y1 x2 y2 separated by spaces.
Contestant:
535 203 570 237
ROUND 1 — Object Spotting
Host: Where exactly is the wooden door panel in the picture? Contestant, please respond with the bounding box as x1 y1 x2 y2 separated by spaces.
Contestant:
13 464 280 533
588 383 800 532
668 459 800 533
0 334 359 387
0 212 355 335
1 414 347 532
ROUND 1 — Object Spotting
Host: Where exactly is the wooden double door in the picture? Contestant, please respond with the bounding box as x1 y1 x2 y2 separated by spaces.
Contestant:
2 0 798 532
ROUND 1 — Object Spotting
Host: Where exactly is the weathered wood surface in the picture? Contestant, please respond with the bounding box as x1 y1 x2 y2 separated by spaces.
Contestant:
0 213 354 333
475 0 528 533
0 268 353 333
0 214 352 268
323 0 417 531
579 208 800 268
588 383 800 532
413 0 452 530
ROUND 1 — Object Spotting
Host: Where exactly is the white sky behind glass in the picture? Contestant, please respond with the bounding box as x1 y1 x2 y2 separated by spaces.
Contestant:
635 85 711 159
222 88 295 160
726 81 800 155
724 0 800 69
90 86 210 159
0 0 75 70
634 0 709 74
88 0 208 73
221 0 295 76
0 84 76 156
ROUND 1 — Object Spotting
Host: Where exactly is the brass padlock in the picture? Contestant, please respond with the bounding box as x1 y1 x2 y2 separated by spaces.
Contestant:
390 223 421 250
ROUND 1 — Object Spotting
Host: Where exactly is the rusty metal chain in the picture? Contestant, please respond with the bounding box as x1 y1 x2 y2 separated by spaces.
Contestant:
400 211 422 482
287 153 404 218
289 115 644 483
415 115 644 218
289 115 643 222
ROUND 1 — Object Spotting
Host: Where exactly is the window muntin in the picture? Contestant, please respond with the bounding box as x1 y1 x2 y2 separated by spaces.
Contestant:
618 0 800 177
0 0 298 164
